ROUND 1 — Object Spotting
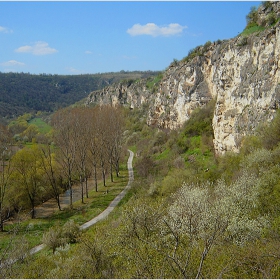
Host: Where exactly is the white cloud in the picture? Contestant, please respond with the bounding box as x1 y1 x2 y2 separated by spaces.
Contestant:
1 60 25 66
127 23 187 37
15 41 58 55
85 50 92 54
0 26 13 33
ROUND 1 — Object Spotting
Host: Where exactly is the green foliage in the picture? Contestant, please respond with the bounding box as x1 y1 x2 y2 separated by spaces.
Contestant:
61 219 80 243
181 99 215 138
0 71 159 118
241 2 279 37
259 109 280 149
160 168 190 196
4 63 280 278
42 224 65 254
169 58 179 67
107 172 268 278
217 152 242 183
246 6 258 27
182 46 202 63
241 24 265 36
265 12 278 26
240 134 262 155
42 219 80 253
182 41 212 63
135 155 155 178
28 117 52 134
262 1 272 9
145 72 163 93
177 99 215 154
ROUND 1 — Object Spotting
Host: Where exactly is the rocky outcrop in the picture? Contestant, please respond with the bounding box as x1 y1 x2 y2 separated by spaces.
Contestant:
86 2 280 155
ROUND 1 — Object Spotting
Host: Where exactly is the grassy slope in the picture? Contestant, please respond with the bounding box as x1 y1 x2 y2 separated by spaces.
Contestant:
28 117 52 134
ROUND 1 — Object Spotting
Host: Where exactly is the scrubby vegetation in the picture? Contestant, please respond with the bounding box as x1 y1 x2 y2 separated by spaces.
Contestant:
1 2 280 278
146 72 163 93
2 95 280 278
241 2 279 36
181 40 212 64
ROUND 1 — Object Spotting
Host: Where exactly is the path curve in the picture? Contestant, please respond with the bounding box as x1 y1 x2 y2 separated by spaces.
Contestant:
80 149 134 230
0 150 134 267
32 149 134 253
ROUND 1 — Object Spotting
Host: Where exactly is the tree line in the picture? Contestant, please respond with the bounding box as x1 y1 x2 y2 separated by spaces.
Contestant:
0 105 124 231
0 71 159 121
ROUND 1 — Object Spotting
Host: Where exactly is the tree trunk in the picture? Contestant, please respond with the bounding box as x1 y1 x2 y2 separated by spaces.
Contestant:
110 162 114 182
93 165 98 192
56 193 62 211
115 160 120 177
102 168 106 187
80 175 84 204
0 203 4 232
85 176 89 198
0 217 3 232
31 203 35 219
69 179 73 209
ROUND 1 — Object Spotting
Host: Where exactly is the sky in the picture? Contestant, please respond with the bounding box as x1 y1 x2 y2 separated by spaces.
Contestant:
0 1 261 75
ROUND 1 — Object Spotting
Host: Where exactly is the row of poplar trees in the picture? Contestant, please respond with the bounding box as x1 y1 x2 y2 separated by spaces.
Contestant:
0 105 124 231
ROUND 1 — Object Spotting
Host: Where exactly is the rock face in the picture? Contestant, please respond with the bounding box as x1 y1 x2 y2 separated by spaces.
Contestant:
86 2 280 155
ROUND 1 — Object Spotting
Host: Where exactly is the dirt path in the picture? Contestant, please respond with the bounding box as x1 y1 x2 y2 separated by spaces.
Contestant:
34 178 97 218
31 149 134 254
80 149 134 230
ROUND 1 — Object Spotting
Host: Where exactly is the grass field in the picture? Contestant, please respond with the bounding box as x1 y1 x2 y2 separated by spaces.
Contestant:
28 117 52 134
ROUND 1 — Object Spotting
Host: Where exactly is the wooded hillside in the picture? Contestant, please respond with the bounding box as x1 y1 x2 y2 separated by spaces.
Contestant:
0 71 158 120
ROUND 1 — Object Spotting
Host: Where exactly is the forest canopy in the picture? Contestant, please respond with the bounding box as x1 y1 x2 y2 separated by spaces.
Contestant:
0 71 159 119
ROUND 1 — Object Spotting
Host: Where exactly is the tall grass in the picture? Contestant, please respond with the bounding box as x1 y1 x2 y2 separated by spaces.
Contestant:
28 117 52 134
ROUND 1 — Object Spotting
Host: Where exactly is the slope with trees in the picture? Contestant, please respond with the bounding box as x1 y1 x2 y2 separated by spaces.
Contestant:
0 71 159 120
3 100 280 278
1 2 280 278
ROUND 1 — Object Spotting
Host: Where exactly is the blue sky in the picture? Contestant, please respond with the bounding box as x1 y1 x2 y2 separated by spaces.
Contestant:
0 1 261 75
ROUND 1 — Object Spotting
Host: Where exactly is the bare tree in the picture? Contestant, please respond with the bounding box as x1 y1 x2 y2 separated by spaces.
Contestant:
95 107 109 188
88 107 100 192
105 106 124 181
72 108 91 203
52 108 77 209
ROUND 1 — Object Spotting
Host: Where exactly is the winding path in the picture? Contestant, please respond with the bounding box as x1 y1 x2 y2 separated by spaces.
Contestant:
79 149 134 230
1 150 134 265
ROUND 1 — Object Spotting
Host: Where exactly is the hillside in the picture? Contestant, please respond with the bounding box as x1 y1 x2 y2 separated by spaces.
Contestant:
2 2 280 279
0 71 159 120
86 1 280 155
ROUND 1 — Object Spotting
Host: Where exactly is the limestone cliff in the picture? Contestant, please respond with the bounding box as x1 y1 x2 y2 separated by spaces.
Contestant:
86 2 280 154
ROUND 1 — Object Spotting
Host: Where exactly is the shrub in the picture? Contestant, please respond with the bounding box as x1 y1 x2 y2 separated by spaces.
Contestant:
259 109 280 149
42 225 65 254
135 156 155 178
145 73 163 93
266 12 277 26
202 41 212 53
62 219 80 244
246 6 258 28
42 220 80 253
168 173 268 247
240 135 262 155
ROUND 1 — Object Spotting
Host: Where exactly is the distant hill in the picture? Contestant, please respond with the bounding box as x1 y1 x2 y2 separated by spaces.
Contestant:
0 71 159 120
